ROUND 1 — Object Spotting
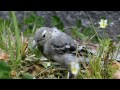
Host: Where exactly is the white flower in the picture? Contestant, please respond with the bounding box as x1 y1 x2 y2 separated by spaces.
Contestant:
70 62 80 76
99 19 108 28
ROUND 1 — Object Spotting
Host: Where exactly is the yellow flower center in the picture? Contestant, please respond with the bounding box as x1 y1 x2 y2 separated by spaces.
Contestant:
99 19 107 28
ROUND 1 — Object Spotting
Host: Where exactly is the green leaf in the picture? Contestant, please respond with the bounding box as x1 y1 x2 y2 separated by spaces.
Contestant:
0 61 11 71
76 19 82 28
100 16 107 20
72 27 85 40
0 18 4 23
22 73 34 79
0 61 12 79
36 17 45 27
82 27 93 36
25 14 36 24
11 11 21 62
51 15 61 25
51 15 64 30
24 14 45 34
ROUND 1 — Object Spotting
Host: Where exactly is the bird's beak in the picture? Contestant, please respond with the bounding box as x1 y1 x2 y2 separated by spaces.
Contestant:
32 40 37 49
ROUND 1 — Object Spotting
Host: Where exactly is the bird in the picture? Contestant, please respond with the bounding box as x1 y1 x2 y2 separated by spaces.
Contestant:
33 27 92 75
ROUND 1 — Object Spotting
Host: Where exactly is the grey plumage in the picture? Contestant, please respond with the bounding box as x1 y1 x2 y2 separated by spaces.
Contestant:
33 27 91 66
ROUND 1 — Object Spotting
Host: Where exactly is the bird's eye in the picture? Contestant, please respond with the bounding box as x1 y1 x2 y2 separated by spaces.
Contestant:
37 39 40 43
43 34 45 38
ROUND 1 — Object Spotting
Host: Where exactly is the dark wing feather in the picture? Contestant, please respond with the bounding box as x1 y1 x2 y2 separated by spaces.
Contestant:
50 34 77 54
50 33 93 57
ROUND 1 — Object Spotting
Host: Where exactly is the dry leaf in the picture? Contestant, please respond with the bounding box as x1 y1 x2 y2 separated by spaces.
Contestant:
20 36 29 57
113 70 120 79
31 65 44 76
10 70 17 77
32 71 38 76
0 52 9 61
111 61 120 69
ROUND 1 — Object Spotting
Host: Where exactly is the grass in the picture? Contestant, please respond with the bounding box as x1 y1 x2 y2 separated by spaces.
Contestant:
0 11 119 79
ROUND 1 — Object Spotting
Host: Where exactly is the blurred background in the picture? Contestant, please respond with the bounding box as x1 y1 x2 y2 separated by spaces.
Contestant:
0 11 120 40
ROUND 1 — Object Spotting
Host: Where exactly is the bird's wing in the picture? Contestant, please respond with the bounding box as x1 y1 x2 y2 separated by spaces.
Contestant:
49 32 93 57
50 34 77 54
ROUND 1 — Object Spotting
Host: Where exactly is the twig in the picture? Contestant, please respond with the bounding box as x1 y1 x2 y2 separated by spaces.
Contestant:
35 67 67 78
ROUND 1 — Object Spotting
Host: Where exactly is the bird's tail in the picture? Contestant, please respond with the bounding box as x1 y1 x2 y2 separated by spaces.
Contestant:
77 46 94 64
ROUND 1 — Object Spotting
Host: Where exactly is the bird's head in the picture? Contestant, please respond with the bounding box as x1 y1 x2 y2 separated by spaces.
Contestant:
33 27 52 48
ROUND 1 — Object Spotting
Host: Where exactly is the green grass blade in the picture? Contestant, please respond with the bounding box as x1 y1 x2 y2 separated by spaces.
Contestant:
11 11 21 61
